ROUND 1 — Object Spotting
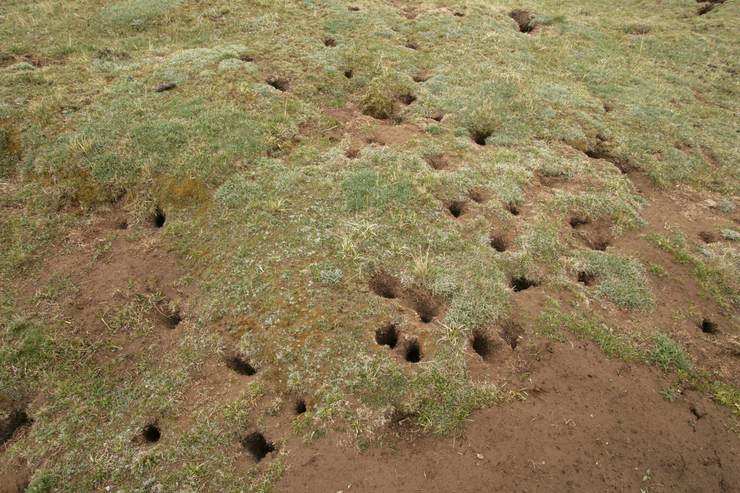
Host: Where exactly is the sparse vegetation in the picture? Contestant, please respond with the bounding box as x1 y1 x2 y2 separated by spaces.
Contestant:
1 0 738 490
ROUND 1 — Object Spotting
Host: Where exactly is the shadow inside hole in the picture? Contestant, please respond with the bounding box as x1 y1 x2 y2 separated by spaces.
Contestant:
266 77 289 91
294 399 307 415
142 424 160 443
569 216 589 228
369 272 402 299
510 276 539 292
448 201 467 218
577 271 596 286
399 94 416 105
506 202 520 216
471 129 491 146
701 318 718 334
0 409 32 445
241 432 275 462
375 324 399 349
471 331 492 360
152 207 166 228
225 355 257 376
490 235 508 252
324 37 336 47
405 340 422 363
344 69 354 79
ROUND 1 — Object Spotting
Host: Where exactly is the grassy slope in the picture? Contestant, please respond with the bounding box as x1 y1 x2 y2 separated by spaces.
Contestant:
1 0 738 491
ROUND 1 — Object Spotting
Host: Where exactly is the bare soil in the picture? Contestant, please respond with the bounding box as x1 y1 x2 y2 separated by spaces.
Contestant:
279 341 740 493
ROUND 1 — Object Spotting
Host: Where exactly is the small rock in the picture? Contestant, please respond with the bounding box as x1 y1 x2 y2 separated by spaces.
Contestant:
476 453 484 460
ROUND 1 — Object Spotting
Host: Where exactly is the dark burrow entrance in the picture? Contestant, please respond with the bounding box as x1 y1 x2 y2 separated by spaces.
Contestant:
294 399 307 415
142 423 161 443
490 235 508 252
510 9 535 33
510 276 539 292
447 200 467 218
152 207 166 228
375 323 399 349
266 76 289 92
225 354 257 376
569 215 589 228
409 290 441 323
241 432 275 462
0 409 32 445
323 37 336 47
588 238 610 251
471 331 493 360
424 153 448 170
344 69 353 79
399 93 416 105
577 271 596 286
470 128 492 146
701 318 718 334
405 340 422 363
506 202 520 216
369 271 402 299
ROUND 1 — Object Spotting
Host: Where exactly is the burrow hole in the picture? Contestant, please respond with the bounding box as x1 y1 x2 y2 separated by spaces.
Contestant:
294 398 307 415
152 207 166 228
430 112 444 122
424 153 448 170
405 340 422 363
241 432 275 462
577 271 596 286
490 235 508 252
699 231 718 244
345 147 360 159
156 300 181 328
448 200 467 218
471 129 491 146
375 323 399 349
510 9 535 33
405 41 419 50
697 3 716 15
142 423 161 443
410 291 441 323
225 354 257 376
471 331 493 360
0 409 32 445
266 77 289 92
413 72 430 83
399 93 416 105
701 318 718 334
369 272 402 299
506 202 520 216
323 37 336 47
344 69 354 79
510 276 539 292
569 215 589 228
589 238 610 251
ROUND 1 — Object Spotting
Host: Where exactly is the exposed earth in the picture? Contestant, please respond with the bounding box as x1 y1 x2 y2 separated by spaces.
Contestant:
1 0 738 492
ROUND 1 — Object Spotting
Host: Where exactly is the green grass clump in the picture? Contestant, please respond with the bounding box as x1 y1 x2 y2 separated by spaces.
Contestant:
648 334 691 372
578 251 654 309
103 0 183 29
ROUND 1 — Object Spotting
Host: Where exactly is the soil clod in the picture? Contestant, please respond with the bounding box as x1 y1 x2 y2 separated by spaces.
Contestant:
405 340 422 363
375 323 399 349
142 423 161 443
241 432 275 462
225 354 257 376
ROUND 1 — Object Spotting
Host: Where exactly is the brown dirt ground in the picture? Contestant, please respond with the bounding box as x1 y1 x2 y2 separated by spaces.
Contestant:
278 340 739 493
